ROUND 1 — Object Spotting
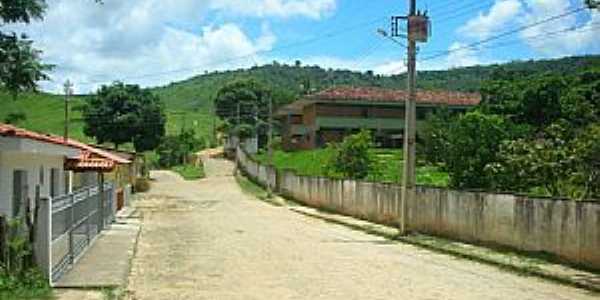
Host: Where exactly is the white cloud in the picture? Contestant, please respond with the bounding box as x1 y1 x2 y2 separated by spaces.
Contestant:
6 0 337 93
446 42 481 68
455 0 600 58
458 0 522 40
210 0 336 19
519 0 600 56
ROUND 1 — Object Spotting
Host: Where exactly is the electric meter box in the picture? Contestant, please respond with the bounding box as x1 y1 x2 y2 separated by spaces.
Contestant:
408 15 430 43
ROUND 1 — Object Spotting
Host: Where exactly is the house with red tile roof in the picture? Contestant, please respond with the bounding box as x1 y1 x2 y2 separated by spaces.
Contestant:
276 86 481 150
0 123 130 219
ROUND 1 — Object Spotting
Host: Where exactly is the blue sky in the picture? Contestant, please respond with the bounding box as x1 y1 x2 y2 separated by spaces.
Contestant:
12 0 600 93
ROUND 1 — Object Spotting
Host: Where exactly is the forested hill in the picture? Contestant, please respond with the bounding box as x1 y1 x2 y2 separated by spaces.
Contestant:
152 54 600 110
1 54 599 143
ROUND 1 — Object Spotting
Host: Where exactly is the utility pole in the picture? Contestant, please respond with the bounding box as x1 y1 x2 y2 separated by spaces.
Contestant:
267 95 274 198
393 0 429 235
212 98 217 146
234 102 241 176
63 80 74 142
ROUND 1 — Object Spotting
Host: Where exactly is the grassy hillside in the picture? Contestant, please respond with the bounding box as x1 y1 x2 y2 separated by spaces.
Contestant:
1 54 598 147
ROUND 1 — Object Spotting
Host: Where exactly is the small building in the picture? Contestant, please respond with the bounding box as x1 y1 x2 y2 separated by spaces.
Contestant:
276 86 481 150
0 125 79 218
0 123 133 283
0 123 131 219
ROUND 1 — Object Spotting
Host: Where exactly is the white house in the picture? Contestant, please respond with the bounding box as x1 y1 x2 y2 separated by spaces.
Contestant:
0 124 80 219
0 124 130 219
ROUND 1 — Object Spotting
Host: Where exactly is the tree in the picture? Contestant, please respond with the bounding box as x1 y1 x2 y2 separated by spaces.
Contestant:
214 79 270 127
572 124 600 199
442 112 514 189
83 82 166 151
491 122 577 196
326 130 374 180
420 107 452 166
156 129 205 168
3 111 26 124
214 79 272 147
0 0 52 98
481 73 569 130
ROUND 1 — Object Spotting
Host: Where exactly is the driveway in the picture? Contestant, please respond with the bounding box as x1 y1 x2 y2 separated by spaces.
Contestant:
125 157 598 300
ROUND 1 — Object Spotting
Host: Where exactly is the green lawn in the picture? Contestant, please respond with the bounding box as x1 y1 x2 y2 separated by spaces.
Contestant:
254 149 449 187
172 164 205 180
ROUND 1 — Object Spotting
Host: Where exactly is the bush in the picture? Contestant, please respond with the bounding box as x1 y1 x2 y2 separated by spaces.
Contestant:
3 112 26 125
134 177 151 193
156 129 206 168
172 164 205 180
326 130 375 180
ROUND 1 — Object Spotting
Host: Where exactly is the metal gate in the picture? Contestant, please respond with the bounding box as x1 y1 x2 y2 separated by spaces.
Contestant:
50 183 115 282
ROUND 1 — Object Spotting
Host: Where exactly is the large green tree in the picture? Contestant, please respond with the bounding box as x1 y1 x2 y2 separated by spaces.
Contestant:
0 0 52 98
426 69 600 197
83 82 166 151
215 79 271 128
214 79 274 145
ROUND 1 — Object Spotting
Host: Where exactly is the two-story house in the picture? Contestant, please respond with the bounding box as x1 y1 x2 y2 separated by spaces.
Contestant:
276 86 481 150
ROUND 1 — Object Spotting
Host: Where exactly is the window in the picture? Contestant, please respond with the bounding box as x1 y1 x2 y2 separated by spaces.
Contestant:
50 168 60 198
361 108 369 118
39 166 44 185
12 170 28 218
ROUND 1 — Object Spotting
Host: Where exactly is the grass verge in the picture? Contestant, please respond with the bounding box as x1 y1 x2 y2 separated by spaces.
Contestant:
172 164 205 180
0 268 53 300
235 173 285 206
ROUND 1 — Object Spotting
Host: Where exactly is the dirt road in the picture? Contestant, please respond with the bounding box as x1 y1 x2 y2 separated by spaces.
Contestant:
126 158 598 300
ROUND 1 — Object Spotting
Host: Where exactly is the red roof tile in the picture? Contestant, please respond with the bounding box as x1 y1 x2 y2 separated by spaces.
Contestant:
0 123 130 164
308 86 481 106
65 151 116 172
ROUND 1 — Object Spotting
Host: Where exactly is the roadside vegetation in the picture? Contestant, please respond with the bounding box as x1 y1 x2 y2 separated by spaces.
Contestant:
422 68 600 199
0 219 52 300
172 164 205 180
254 132 449 187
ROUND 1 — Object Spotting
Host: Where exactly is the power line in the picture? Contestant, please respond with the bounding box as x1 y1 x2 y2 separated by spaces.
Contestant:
420 5 587 62
430 0 496 21
385 13 597 74
76 16 388 87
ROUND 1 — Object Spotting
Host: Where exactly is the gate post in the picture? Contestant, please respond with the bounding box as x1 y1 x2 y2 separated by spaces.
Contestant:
34 197 52 285
98 173 105 231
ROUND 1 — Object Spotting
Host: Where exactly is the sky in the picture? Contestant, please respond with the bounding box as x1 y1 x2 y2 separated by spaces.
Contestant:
9 0 600 94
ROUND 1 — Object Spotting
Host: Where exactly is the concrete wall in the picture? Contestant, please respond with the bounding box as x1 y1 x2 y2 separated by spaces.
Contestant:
237 148 600 270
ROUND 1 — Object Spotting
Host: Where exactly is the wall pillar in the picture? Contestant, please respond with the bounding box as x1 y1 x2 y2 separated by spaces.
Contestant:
98 172 105 231
34 197 52 285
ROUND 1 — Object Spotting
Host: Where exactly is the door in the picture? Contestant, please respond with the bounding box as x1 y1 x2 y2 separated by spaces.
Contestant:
12 170 28 218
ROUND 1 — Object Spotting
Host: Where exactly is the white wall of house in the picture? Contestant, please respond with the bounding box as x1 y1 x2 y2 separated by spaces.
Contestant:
0 136 79 218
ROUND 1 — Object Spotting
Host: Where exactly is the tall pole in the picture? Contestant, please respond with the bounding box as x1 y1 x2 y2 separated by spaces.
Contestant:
63 80 73 142
234 102 241 176
267 96 274 198
212 99 217 146
401 0 417 235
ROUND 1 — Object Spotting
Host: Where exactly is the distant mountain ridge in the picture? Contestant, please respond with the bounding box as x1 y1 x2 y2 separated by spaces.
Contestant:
152 54 600 111
1 54 599 142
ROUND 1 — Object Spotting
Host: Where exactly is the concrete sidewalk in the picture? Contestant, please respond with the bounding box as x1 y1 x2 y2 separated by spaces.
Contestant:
54 210 141 288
